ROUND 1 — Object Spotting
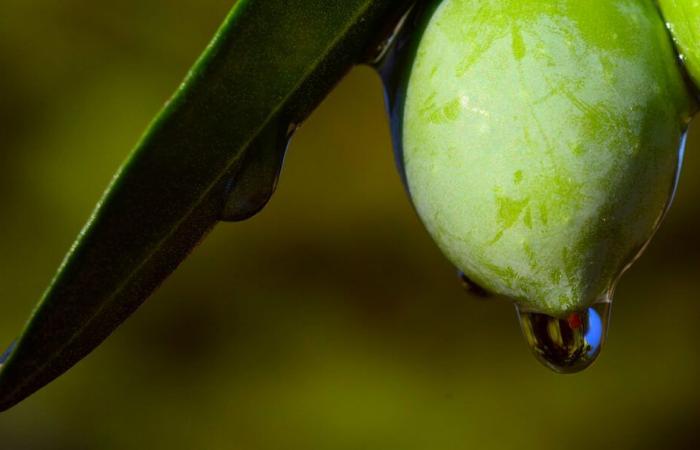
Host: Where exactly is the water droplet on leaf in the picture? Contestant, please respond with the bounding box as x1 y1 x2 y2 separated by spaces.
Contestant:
220 119 294 222
516 299 611 374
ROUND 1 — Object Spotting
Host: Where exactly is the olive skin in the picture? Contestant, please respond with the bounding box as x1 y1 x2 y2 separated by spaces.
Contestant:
659 0 700 91
394 0 695 316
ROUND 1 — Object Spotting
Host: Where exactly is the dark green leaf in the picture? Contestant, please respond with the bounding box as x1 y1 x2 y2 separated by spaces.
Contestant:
0 0 412 411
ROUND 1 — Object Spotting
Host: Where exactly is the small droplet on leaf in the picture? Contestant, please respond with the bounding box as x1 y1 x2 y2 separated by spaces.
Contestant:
220 118 293 222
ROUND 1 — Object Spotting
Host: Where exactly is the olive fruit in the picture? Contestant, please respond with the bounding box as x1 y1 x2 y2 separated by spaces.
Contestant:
389 0 695 316
659 0 700 90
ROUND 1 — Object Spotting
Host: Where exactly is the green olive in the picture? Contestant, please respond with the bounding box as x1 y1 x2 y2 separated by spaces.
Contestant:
393 0 695 316
659 0 700 90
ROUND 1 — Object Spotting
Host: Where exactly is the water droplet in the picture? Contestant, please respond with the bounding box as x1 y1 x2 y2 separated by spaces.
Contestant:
458 271 490 298
220 119 295 222
516 299 611 373
669 128 687 208
617 127 687 277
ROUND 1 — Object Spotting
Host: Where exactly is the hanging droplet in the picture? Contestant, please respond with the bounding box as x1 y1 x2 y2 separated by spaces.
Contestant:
457 271 490 298
516 299 611 373
220 118 295 222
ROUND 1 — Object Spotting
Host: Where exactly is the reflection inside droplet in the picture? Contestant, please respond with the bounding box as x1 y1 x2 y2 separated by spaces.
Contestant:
516 300 611 374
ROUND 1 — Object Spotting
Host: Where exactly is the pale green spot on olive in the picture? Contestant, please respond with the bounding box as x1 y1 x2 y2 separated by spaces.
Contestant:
549 269 562 285
511 24 527 60
513 170 524 184
572 144 586 156
539 204 549 226
421 97 461 124
523 242 538 269
523 208 533 229
496 195 530 230
443 98 461 121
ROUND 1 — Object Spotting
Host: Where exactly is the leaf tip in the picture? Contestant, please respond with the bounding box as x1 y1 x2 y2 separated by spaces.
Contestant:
0 340 20 412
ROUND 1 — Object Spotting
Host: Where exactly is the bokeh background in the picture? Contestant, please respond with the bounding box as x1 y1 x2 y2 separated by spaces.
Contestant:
1 1 699 449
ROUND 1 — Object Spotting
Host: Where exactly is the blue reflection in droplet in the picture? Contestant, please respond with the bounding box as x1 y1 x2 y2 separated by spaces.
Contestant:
517 301 611 373
585 307 603 354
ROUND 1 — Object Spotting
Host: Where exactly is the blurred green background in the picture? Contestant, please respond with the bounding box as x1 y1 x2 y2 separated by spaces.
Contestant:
1 1 699 449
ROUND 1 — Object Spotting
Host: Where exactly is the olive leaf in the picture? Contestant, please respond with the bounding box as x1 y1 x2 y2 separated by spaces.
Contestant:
0 0 412 412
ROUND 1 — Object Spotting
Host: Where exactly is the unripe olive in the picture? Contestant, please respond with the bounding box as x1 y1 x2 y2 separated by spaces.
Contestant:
659 0 700 90
391 0 695 316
